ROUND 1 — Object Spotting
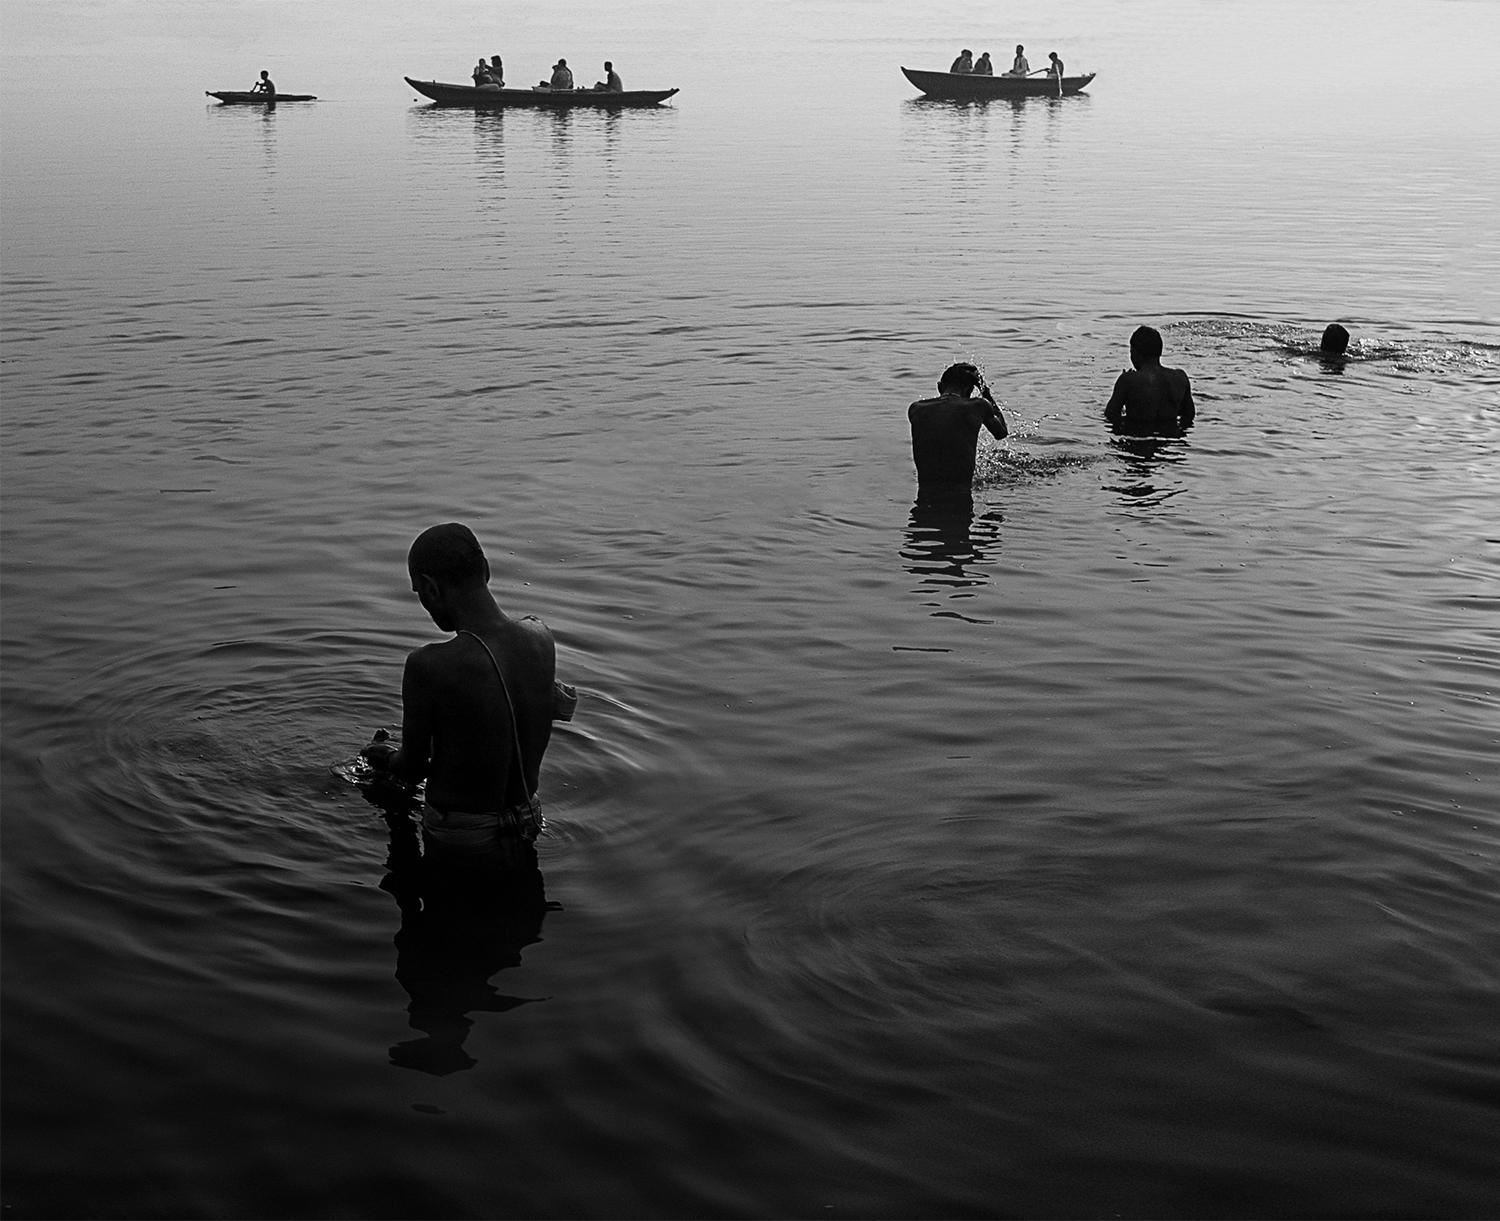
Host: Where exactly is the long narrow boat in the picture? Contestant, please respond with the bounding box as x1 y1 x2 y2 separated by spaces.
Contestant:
406 77 678 108
206 90 317 104
901 67 1095 99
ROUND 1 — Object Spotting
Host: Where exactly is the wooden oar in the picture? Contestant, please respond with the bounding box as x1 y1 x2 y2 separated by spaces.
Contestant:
1025 67 1063 96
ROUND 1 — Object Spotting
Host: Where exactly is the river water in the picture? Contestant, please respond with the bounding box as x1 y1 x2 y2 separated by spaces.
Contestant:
3 1 1498 1217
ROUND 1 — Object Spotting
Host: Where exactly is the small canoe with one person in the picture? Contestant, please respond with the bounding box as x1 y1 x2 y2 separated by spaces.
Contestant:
406 77 678 108
207 90 317 104
901 66 1095 99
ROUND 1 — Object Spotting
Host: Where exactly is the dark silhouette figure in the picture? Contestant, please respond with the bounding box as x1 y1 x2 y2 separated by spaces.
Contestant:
1317 322 1351 373
1104 326 1195 435
908 362 1010 501
1320 323 1350 355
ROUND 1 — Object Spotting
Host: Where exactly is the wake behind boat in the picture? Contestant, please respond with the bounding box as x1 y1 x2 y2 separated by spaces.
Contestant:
207 90 317 104
901 67 1095 99
406 78 679 108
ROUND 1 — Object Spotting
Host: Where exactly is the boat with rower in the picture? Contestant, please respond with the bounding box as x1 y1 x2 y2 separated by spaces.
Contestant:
206 90 317 104
406 78 679 108
901 67 1095 99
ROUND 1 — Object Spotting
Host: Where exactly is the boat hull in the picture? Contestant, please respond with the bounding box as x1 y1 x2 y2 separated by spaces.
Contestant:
406 78 679 108
207 91 317 103
901 67 1095 99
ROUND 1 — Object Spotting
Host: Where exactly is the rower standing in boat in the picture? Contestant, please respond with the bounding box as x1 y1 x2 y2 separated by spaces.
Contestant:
550 59 574 89
592 61 623 92
489 55 504 86
1006 46 1030 77
250 70 275 99
973 52 994 75
950 49 974 74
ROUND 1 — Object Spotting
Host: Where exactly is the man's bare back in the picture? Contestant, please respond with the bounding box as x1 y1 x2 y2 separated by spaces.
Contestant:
909 363 1009 493
403 616 555 812
362 524 572 826
1104 326 1195 435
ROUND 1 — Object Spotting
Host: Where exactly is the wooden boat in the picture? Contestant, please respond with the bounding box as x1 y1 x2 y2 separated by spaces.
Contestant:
406 77 678 108
206 90 317 104
901 67 1095 99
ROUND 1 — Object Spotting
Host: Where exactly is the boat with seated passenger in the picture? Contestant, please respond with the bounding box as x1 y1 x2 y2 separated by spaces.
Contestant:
901 67 1095 99
406 78 679 108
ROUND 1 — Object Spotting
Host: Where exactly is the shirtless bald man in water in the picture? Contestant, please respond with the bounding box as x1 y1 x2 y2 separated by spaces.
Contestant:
908 362 1010 499
1104 326 1196 435
362 523 574 862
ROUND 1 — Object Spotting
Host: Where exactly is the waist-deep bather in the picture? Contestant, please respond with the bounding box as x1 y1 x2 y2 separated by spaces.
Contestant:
421 628 546 862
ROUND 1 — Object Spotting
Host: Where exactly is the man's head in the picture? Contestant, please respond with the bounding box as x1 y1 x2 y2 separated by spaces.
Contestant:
1129 326 1164 367
938 362 982 396
408 523 488 627
260 70 269 79
1016 45 1025 54
1050 52 1060 62
604 61 613 71
557 58 567 67
1320 323 1350 355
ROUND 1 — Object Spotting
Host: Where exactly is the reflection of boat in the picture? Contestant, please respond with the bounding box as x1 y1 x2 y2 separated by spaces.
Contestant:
206 91 317 103
901 67 1095 99
406 78 679 108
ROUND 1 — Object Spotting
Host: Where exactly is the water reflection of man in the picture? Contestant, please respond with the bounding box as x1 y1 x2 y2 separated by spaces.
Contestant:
908 362 1009 503
363 784 554 1076
903 498 1002 622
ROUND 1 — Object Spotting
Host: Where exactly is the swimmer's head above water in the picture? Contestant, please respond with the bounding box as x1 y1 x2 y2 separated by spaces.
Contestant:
1320 323 1350 355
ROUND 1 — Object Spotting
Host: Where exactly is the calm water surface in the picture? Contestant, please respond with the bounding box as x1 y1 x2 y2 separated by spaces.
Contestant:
3 1 1499 1217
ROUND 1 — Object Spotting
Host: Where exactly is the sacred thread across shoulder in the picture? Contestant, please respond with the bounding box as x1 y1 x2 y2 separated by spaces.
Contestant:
420 628 544 851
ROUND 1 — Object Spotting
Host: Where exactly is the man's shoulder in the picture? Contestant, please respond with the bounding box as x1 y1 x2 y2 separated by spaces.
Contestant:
910 392 970 415
512 614 554 648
